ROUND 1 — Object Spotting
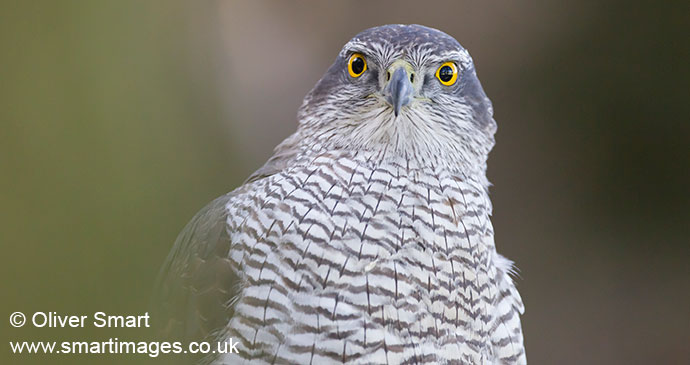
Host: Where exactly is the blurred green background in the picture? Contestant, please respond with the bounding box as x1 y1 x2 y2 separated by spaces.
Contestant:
1 1 688 364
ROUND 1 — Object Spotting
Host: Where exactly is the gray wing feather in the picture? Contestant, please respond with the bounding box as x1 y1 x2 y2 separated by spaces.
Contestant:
153 193 239 348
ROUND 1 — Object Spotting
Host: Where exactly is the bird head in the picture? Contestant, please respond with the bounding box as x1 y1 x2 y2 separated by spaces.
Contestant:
295 24 497 171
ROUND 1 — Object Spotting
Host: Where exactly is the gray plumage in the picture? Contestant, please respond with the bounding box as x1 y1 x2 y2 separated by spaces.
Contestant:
155 24 526 364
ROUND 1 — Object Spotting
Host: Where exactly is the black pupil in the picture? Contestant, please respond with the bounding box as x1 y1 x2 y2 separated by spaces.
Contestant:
439 66 454 82
351 57 364 75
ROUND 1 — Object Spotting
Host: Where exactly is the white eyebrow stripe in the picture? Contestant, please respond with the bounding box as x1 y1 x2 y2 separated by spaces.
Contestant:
442 49 473 69
341 41 402 68
339 40 473 70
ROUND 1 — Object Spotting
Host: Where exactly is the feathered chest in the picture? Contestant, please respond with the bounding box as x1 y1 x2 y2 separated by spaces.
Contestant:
221 151 506 363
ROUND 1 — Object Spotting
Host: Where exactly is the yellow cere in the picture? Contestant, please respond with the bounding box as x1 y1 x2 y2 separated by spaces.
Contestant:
348 53 367 78
435 62 458 86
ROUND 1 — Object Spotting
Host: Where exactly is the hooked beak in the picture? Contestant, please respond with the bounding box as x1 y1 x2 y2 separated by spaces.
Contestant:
383 62 414 117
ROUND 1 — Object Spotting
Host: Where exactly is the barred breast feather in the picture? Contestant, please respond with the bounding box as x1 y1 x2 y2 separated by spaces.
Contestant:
155 148 525 365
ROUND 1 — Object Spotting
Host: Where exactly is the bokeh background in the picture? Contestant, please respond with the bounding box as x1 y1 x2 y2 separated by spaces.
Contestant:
1 1 688 364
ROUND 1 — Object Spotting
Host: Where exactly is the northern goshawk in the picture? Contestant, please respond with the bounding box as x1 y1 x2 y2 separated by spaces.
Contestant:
155 24 526 364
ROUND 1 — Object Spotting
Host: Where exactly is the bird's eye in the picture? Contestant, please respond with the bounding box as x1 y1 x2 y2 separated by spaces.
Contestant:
348 53 367 78
436 62 458 86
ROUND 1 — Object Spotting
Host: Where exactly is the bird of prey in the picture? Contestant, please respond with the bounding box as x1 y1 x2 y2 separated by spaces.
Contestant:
155 24 526 364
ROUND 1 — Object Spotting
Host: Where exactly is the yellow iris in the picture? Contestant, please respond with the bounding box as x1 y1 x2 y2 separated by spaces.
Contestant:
435 62 458 86
348 53 367 78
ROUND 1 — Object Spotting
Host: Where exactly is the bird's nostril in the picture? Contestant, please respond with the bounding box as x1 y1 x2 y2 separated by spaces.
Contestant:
410 73 415 83
386 71 391 81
